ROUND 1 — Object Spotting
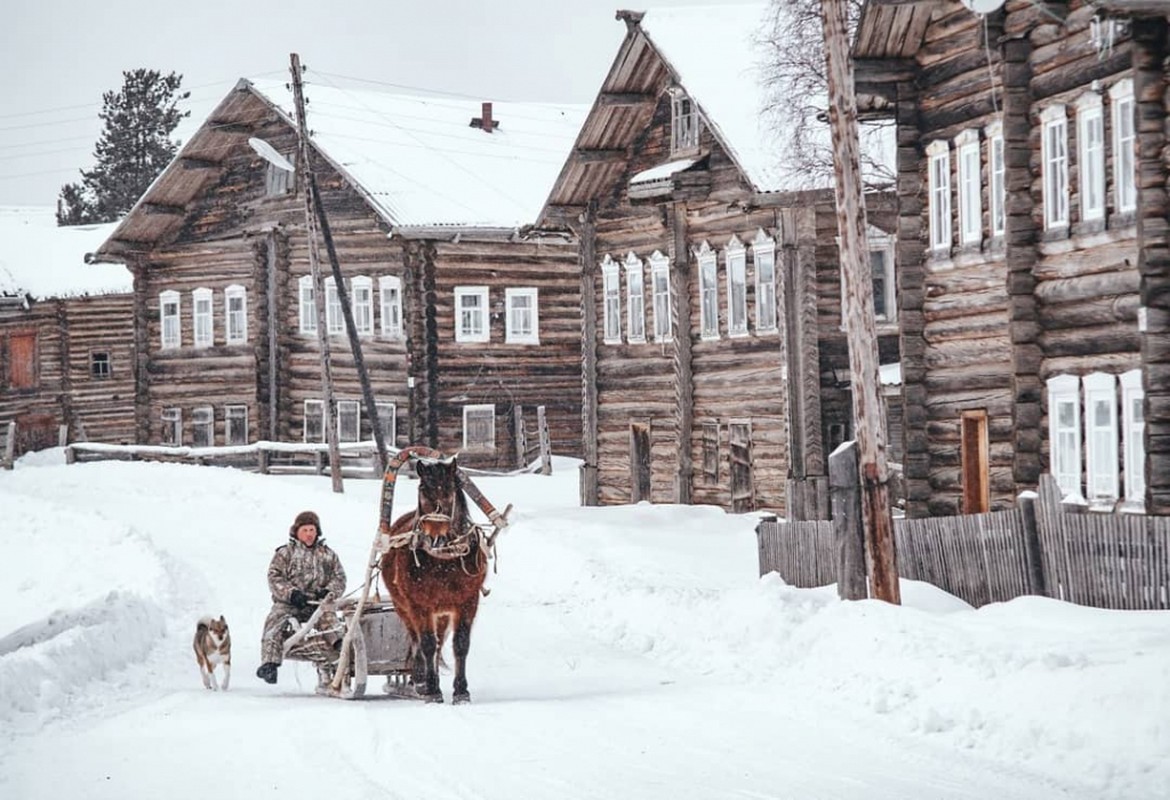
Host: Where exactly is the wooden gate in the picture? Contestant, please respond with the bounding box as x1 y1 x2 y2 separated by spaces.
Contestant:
630 422 651 503
729 420 754 513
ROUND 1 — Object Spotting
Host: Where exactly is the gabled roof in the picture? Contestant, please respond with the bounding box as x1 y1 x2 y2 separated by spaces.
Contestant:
0 207 130 301
91 78 588 262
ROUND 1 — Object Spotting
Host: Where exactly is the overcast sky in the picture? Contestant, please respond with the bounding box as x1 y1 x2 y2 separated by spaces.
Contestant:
0 0 724 208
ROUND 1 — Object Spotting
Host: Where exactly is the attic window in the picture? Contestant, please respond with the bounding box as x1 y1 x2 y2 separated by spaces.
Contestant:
265 154 293 196
670 91 699 153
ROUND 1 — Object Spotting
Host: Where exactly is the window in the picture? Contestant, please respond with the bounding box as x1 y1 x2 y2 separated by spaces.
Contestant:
702 422 719 481
1076 93 1105 223
725 236 748 337
454 286 489 343
380 275 403 338
298 276 316 334
601 255 621 344
1041 105 1069 230
192 406 214 448
161 407 182 447
670 90 699 153
303 399 324 443
1111 79 1136 214
987 121 1006 238
463 404 495 451
649 251 672 342
868 228 896 322
505 287 539 345
351 276 373 335
624 252 646 344
265 155 293 196
955 130 982 245
1120 370 1145 505
325 277 344 335
193 288 213 348
1083 372 1119 505
337 399 360 443
375 401 397 449
160 290 181 349
90 351 111 380
1047 375 1082 501
752 230 777 333
225 405 248 446
697 241 719 339
927 140 951 253
225 285 247 344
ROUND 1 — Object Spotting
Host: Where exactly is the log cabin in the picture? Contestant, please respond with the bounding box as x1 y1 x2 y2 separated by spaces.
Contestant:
854 0 1170 515
88 78 586 469
0 207 134 457
537 4 900 515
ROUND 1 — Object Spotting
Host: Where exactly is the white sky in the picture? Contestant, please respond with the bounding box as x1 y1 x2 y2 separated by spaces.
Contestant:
0 0 723 207
2 450 1168 798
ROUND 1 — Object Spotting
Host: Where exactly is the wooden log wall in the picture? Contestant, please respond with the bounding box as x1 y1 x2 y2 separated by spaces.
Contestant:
0 305 64 455
63 294 137 444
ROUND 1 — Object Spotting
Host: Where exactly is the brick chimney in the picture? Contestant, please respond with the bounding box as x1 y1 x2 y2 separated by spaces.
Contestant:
470 101 498 133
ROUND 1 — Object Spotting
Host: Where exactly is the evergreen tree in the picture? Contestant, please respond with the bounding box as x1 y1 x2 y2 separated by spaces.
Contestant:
57 69 190 225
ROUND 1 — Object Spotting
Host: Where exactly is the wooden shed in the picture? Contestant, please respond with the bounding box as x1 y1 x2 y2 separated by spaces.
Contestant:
88 78 586 469
0 207 134 458
538 5 900 515
854 0 1170 515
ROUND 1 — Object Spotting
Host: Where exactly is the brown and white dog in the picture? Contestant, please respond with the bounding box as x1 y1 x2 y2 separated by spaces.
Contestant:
193 615 232 691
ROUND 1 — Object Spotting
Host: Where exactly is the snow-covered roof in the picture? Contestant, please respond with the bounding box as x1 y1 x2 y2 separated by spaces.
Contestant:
638 3 893 193
250 80 589 228
0 207 131 301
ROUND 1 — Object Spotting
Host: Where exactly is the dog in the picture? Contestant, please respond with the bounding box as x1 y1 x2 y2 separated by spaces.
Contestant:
193 615 232 691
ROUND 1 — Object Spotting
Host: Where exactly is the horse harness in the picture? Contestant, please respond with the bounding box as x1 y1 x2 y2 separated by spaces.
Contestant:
384 512 496 575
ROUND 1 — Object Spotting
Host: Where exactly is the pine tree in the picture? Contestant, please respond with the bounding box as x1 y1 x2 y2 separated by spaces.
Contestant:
56 69 190 225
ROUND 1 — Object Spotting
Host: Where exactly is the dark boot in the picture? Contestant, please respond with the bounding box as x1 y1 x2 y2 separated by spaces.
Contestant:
256 662 279 684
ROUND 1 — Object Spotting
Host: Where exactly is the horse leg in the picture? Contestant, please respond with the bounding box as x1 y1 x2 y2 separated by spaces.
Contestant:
452 608 473 704
417 627 443 703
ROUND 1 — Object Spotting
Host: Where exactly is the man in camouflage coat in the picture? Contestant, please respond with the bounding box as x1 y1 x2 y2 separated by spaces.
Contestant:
255 510 347 685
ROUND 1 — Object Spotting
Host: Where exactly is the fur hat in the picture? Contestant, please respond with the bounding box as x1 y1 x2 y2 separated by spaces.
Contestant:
290 510 322 538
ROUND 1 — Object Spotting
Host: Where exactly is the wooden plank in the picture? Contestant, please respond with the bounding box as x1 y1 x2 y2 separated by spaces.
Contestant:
537 405 552 476
830 441 867 600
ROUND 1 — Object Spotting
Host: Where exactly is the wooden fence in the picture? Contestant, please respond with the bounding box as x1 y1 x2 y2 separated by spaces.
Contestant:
512 404 552 475
757 474 1170 610
65 441 383 479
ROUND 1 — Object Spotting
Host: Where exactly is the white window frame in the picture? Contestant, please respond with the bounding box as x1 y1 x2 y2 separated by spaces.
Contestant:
298 275 316 334
725 235 748 337
1111 79 1136 215
955 129 982 246
265 155 293 196
649 251 672 342
462 404 496 452
192 405 214 448
1047 374 1082 502
1041 105 1070 231
160 290 181 349
600 255 622 344
926 140 951 253
379 275 403 338
225 284 247 345
1120 369 1145 506
161 407 182 447
193 288 213 348
351 276 373 336
868 228 896 323
697 241 720 340
225 404 248 446
1076 92 1106 223
303 399 324 443
670 90 699 153
337 399 360 443
986 120 1006 238
375 401 397 449
505 287 540 345
752 229 778 334
1083 372 1119 506
454 286 489 343
324 277 344 335
624 252 646 344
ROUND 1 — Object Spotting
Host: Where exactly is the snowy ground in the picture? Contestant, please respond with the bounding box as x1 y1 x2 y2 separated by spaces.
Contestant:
1 451 1167 799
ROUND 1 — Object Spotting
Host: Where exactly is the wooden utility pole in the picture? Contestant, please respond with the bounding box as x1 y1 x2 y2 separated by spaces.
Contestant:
818 0 900 603
290 52 343 493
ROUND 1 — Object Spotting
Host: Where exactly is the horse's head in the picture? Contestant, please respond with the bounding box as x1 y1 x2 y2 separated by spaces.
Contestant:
414 453 465 539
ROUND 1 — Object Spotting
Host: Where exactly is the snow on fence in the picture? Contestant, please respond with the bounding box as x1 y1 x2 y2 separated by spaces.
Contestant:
757 474 1170 611
64 441 383 479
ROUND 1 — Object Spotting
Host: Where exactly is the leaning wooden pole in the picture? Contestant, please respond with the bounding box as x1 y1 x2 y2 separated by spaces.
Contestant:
817 0 899 603
290 53 343 493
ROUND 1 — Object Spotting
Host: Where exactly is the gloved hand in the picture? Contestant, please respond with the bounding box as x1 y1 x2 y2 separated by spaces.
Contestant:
289 589 309 609
314 588 330 600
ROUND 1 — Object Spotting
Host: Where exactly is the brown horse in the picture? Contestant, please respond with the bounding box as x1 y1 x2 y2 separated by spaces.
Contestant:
380 453 488 704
